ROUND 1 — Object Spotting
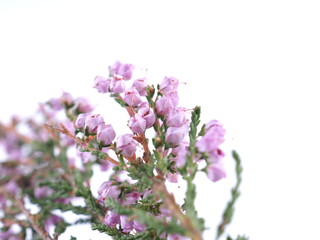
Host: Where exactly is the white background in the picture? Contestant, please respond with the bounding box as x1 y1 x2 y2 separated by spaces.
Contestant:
1 0 320 239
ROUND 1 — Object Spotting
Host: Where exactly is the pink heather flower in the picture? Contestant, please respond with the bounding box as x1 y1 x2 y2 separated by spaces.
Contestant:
94 75 111 93
166 109 186 127
196 121 225 153
116 134 138 157
98 181 121 203
133 78 148 96
34 186 54 198
110 78 126 93
128 114 146 134
124 88 142 106
75 97 94 113
84 114 104 133
207 162 226 182
168 234 188 240
138 102 156 128
97 123 116 145
109 61 134 80
208 148 225 163
45 215 62 233
159 76 179 95
156 96 175 116
172 142 188 168
60 91 73 107
122 191 141 205
5 181 19 194
133 220 146 232
74 113 88 129
48 97 63 111
105 211 120 228
165 126 188 147
120 215 134 233
167 172 179 183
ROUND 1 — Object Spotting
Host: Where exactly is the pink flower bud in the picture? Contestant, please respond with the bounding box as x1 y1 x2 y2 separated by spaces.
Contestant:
166 109 186 127
206 162 226 182
156 96 174 116
133 78 148 96
110 79 125 93
60 91 73 107
129 114 146 134
160 76 179 95
98 181 120 203
124 88 142 106
165 126 187 147
133 220 146 232
138 102 156 128
196 121 225 153
105 211 120 228
85 114 104 133
116 134 138 157
75 97 94 113
97 124 116 145
120 215 134 233
74 113 88 129
109 61 134 80
94 75 110 93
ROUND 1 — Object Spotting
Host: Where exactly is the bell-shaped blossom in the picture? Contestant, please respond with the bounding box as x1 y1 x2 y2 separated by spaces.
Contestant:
133 78 148 96
196 121 225 153
128 114 146 134
120 215 134 233
84 114 104 133
75 97 94 113
94 75 111 93
208 148 225 163
138 102 156 128
105 211 120 228
133 220 146 232
97 123 116 145
124 88 142 106
48 97 63 111
97 181 121 203
159 76 179 95
74 113 88 130
207 162 226 182
172 142 188 168
110 79 126 93
166 109 186 127
45 215 62 233
165 126 188 147
156 96 175 116
122 191 141 205
116 134 138 157
109 61 134 80
60 91 73 107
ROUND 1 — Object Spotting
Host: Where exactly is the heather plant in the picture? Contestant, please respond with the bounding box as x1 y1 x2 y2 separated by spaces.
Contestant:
0 61 248 240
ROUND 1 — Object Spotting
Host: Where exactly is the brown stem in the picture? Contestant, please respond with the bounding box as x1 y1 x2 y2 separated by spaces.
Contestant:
153 179 203 240
16 198 54 240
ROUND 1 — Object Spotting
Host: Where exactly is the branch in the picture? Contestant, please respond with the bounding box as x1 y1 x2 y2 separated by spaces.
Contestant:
16 198 54 240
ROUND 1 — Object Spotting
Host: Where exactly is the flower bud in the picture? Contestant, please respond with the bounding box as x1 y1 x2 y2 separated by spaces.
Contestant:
166 109 186 127
128 114 146 134
116 134 138 157
109 61 134 80
133 78 148 96
97 124 116 145
110 79 125 93
138 102 156 128
120 215 134 233
196 121 225 153
105 211 120 228
93 75 110 93
165 126 187 147
124 88 142 106
206 162 226 182
156 96 174 116
74 113 88 130
159 76 179 95
84 114 104 133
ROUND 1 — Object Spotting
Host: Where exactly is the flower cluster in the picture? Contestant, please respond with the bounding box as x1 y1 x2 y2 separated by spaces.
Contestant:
0 61 246 240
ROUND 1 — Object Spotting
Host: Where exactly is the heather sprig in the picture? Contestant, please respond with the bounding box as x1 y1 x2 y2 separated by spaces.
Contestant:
0 61 247 240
